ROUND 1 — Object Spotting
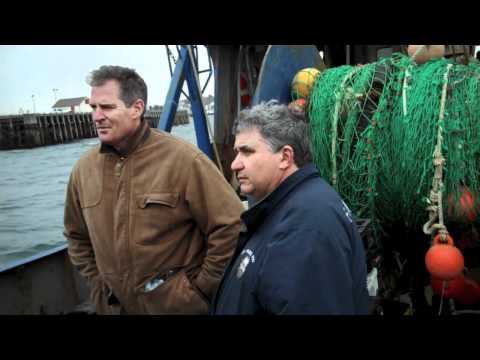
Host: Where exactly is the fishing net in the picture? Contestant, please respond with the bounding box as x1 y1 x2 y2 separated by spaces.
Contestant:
308 53 480 242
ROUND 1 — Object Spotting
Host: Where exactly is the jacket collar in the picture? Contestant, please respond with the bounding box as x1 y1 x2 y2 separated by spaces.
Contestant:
99 119 150 157
241 163 319 234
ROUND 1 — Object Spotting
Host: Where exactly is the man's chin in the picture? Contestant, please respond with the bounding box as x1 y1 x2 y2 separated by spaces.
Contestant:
240 186 254 197
98 135 114 145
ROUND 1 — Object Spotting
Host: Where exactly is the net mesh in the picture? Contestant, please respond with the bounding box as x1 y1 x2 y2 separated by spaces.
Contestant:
308 53 480 242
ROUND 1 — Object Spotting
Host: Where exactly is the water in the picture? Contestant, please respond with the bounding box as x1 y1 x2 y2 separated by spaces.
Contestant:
0 122 200 266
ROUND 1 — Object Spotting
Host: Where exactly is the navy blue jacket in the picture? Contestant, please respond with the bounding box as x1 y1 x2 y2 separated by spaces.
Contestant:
212 164 369 315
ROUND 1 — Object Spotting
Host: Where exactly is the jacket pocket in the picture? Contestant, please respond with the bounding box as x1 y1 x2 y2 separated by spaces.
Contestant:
134 192 180 245
140 270 209 315
137 193 179 208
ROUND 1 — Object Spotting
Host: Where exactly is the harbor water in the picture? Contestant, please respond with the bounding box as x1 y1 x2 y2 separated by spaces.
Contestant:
0 122 201 267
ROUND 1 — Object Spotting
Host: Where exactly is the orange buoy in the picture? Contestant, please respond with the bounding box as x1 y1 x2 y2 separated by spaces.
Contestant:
455 278 480 306
291 67 321 99
407 45 445 64
430 275 465 298
425 234 464 280
288 98 307 116
293 98 307 108
448 187 477 223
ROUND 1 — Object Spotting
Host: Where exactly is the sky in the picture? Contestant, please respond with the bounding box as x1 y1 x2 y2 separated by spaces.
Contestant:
0 45 214 115
1 45 478 116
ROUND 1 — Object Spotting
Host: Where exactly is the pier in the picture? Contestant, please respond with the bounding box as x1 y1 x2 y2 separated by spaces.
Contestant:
0 110 189 150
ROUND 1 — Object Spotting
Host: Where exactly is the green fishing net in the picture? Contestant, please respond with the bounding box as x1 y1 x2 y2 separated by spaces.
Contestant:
308 53 480 240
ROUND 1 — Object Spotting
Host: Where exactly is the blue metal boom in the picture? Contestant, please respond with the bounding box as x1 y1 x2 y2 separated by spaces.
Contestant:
159 46 214 160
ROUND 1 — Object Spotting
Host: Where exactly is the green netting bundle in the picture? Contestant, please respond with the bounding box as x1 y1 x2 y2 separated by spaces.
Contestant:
308 53 480 239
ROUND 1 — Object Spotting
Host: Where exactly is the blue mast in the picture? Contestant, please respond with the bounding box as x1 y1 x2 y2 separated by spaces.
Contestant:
159 45 214 161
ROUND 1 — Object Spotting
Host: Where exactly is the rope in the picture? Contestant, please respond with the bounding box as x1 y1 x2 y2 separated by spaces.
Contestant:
438 280 446 316
402 66 411 116
423 64 452 242
309 53 480 243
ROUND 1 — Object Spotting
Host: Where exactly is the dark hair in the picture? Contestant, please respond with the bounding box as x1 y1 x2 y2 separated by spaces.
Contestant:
87 65 147 119
234 100 312 168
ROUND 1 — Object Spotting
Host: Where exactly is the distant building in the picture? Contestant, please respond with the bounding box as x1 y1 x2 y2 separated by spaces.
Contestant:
203 94 214 106
149 105 163 111
52 97 91 113
176 96 214 114
178 99 190 111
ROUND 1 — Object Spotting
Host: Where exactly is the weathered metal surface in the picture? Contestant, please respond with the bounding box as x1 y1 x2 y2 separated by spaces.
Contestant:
208 45 240 182
252 45 324 106
0 245 89 314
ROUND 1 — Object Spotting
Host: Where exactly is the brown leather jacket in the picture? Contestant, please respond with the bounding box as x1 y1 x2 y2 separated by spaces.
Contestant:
64 121 244 314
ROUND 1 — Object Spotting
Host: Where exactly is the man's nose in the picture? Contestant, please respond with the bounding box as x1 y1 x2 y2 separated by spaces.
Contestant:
231 154 242 171
92 108 104 122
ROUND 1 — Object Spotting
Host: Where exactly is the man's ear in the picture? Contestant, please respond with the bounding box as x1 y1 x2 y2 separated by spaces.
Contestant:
279 145 295 170
131 99 145 119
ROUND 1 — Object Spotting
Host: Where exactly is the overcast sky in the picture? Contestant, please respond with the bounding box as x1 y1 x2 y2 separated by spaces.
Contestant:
0 45 214 115
2 45 478 116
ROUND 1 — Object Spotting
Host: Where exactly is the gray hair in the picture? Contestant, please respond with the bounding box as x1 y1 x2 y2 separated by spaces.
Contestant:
87 65 147 119
234 100 312 167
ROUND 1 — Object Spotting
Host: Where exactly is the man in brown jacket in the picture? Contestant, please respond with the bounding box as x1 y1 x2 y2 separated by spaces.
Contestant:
64 65 244 314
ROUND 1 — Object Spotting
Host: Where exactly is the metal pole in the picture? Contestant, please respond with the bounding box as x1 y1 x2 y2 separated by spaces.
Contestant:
32 95 36 113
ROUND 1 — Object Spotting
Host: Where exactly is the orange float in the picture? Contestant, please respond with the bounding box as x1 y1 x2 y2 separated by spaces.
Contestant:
455 278 480 306
288 98 307 115
407 45 445 64
425 234 464 280
447 187 477 223
430 275 465 298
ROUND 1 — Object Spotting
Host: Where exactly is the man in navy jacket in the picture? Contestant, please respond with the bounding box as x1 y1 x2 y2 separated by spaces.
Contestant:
212 100 369 315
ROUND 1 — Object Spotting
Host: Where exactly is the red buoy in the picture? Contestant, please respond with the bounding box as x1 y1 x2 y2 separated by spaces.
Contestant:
425 235 464 280
455 278 480 306
430 275 465 298
448 187 477 223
